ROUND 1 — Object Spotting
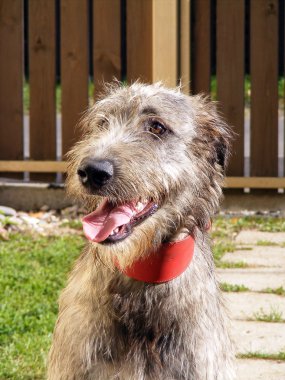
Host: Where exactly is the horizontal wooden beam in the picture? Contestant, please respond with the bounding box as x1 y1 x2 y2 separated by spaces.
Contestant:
1 162 285 189
0 161 67 173
224 177 285 189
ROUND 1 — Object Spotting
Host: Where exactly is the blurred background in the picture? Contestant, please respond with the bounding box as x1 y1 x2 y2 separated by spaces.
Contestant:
0 0 285 199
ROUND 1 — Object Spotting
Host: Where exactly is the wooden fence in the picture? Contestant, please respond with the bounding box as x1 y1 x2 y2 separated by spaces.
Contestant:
0 0 284 188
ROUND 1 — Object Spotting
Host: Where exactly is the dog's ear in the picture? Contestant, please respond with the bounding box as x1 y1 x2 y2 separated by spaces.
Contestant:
210 126 231 171
192 95 232 172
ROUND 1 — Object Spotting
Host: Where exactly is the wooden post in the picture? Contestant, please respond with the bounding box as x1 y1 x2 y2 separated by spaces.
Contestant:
127 0 178 87
29 0 56 181
61 0 89 156
0 0 23 178
217 0 244 176
93 0 122 97
250 0 278 176
191 0 211 94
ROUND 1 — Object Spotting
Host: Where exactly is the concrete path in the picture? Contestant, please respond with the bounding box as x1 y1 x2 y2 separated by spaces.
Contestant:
218 268 285 291
237 359 285 380
219 230 285 380
236 231 285 245
224 292 285 320
222 246 285 268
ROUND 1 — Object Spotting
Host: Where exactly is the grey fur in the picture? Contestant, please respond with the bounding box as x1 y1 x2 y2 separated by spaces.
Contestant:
48 82 236 380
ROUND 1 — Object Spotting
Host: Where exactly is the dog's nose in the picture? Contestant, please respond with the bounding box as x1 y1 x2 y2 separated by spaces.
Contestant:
77 160 114 189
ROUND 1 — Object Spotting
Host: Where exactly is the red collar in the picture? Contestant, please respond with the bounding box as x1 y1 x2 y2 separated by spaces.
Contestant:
114 235 195 283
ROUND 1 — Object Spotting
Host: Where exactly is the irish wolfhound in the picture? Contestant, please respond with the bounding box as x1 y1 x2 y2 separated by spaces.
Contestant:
48 82 235 379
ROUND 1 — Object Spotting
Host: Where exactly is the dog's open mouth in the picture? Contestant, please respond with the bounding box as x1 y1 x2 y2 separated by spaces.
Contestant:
82 199 158 243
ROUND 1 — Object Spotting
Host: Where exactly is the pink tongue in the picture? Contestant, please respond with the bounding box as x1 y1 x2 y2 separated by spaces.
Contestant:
82 199 136 242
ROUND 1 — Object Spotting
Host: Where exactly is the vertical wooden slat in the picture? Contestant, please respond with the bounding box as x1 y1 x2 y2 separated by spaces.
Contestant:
180 0 191 94
29 0 56 177
152 0 177 87
93 0 121 97
192 0 211 94
250 0 278 176
217 0 244 176
0 0 23 177
127 0 178 87
127 0 153 83
61 0 88 156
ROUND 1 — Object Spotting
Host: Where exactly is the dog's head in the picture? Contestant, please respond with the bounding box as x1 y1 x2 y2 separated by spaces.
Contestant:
67 82 232 268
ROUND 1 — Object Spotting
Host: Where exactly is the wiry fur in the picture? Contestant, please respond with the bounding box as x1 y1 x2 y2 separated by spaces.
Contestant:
48 82 236 379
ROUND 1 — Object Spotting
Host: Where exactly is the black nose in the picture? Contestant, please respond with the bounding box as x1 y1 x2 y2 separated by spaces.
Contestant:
77 160 114 189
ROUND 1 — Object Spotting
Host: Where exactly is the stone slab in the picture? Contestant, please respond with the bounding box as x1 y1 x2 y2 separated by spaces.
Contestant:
232 321 285 354
236 359 285 380
0 181 73 211
221 189 285 213
222 246 285 268
224 292 285 320
236 231 285 245
217 269 285 291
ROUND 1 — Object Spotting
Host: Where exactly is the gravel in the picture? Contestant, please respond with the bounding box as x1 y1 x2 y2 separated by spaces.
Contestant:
0 204 85 239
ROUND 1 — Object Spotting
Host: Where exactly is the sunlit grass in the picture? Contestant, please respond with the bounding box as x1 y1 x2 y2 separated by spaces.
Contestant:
253 306 284 323
237 351 285 361
0 233 84 379
219 283 249 292
260 287 285 297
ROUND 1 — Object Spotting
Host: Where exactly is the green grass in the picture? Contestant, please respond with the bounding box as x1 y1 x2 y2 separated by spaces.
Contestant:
237 216 285 232
237 351 285 361
60 219 83 230
0 233 84 379
236 246 253 251
217 261 248 269
256 240 278 247
213 215 285 235
23 81 29 113
219 283 249 292
260 286 285 297
211 215 285 266
212 241 236 264
253 307 284 323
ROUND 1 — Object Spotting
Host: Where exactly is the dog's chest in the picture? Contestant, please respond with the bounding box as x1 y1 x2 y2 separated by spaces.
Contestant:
103 279 184 375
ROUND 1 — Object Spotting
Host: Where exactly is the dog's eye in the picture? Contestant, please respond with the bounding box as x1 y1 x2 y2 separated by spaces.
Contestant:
97 119 107 128
148 121 167 136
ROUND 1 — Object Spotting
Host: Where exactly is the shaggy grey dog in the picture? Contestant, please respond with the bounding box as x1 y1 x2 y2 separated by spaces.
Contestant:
48 82 236 379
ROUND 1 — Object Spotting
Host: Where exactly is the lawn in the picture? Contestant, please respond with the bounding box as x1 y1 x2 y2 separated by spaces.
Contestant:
1 215 285 379
0 233 84 380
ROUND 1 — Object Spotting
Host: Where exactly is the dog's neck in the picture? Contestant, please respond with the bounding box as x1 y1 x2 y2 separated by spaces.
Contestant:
114 222 212 283
114 234 195 283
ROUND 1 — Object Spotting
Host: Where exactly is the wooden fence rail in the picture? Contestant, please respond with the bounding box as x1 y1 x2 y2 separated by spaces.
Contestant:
0 0 284 188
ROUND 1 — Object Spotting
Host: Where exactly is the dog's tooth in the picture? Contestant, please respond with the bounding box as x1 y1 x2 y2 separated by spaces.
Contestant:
136 202 144 212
